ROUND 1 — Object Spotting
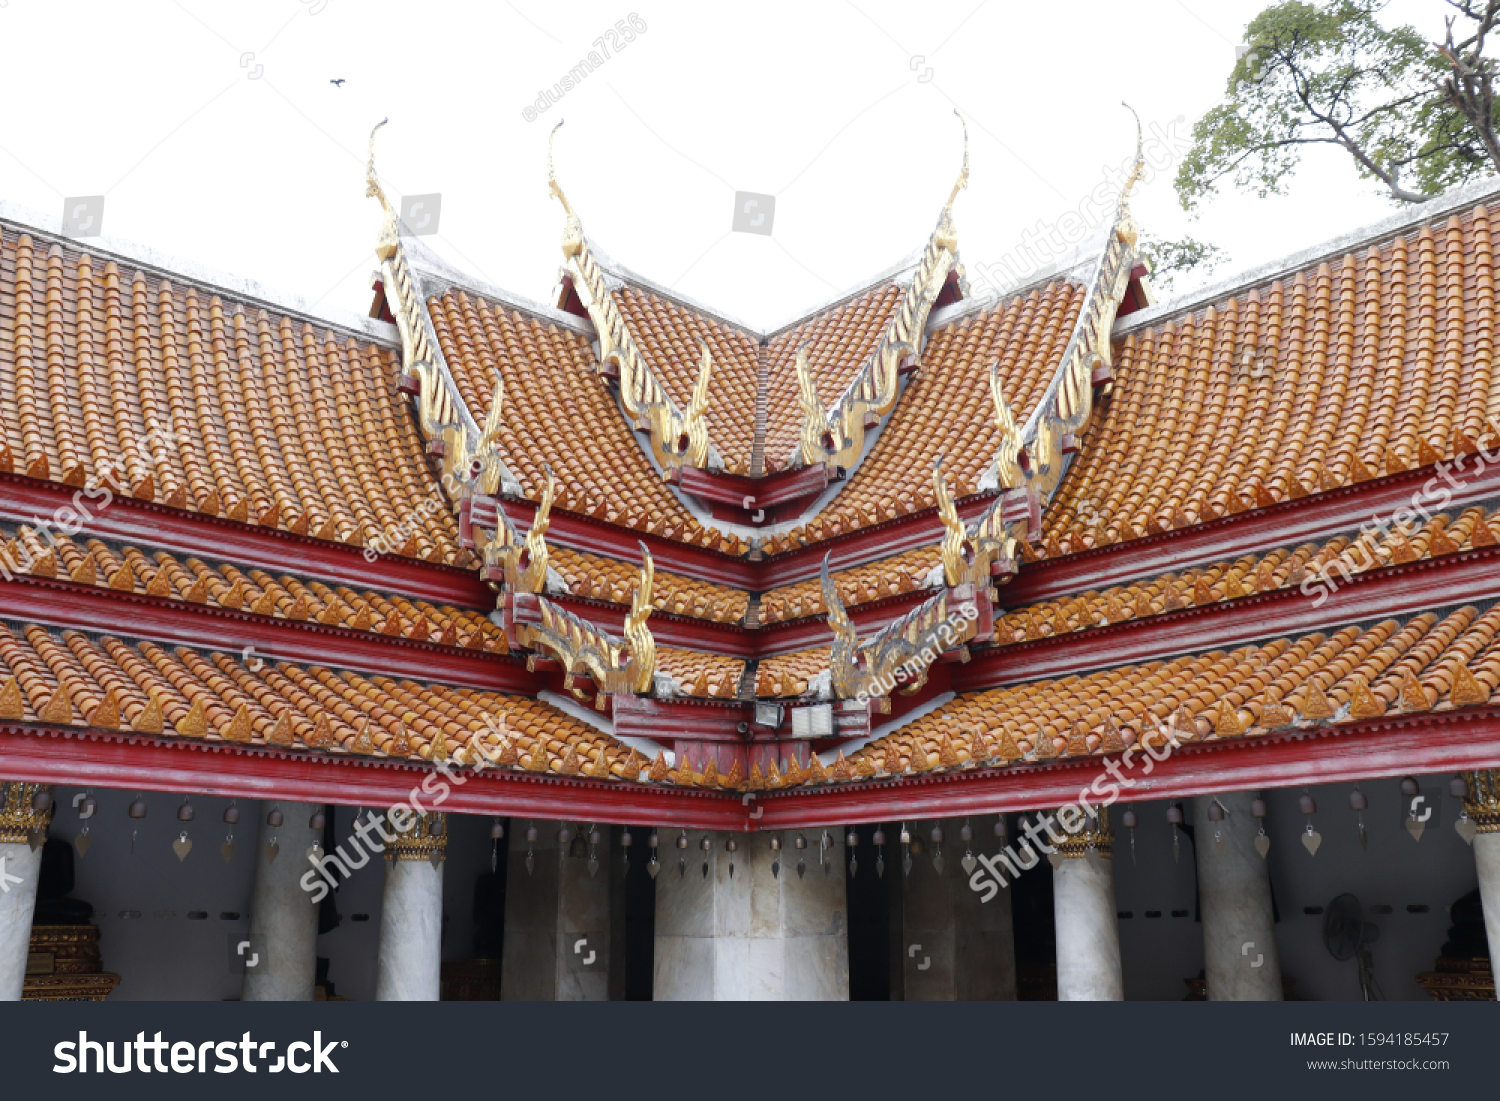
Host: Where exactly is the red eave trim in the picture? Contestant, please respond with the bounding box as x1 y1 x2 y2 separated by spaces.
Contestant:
0 473 490 610
5 707 1498 829
958 544 1500 691
1006 456 1500 607
752 705 1500 826
0 725 748 828
0 574 536 692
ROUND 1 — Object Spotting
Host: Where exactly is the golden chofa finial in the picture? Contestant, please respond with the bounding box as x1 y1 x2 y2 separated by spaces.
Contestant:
935 110 968 252
366 118 400 260
1120 102 1145 203
946 109 970 211
549 120 585 258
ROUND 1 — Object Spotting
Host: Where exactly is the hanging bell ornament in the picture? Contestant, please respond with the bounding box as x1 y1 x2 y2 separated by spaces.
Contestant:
1450 776 1469 799
1166 804 1183 863
1348 787 1369 850
309 810 326 831
1298 793 1317 815
676 830 689 850
558 825 573 846
1121 808 1138 864
1251 797 1270 858
222 803 239 825
959 820 973 843
177 798 195 822
589 827 602 846
31 790 52 813
700 835 712 851
1300 789 1322 855
770 834 782 879
266 807 284 828
525 824 539 844
129 796 148 819
872 828 886 846
794 834 807 850
428 816 444 838
490 819 505 840
1206 802 1225 821
1400 776 1419 797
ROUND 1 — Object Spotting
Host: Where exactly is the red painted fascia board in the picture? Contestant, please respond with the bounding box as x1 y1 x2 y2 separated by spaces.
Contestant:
754 589 937 656
0 574 536 692
7 706 1498 830
0 473 490 610
751 705 1500 826
1004 457 1500 607
957 545 1500 691
0 725 747 829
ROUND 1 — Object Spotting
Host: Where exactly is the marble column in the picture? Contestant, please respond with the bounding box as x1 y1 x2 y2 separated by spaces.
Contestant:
1051 809 1123 1001
1193 792 1282 1000
375 810 446 1001
0 783 51 1001
240 801 322 1001
900 817 1016 1000
501 821 612 1000
1465 771 1500 957
655 829 848 1000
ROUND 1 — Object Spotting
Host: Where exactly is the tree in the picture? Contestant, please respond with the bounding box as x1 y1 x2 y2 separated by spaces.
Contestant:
1176 0 1500 210
1139 234 1230 292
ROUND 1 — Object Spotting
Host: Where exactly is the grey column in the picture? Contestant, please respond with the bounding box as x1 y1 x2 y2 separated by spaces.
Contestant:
241 801 322 1001
900 817 1016 1000
655 830 848 1000
375 811 445 1001
1193 792 1282 1000
501 822 612 1000
1466 772 1500 957
0 782 49 1002
1052 810 1123 1001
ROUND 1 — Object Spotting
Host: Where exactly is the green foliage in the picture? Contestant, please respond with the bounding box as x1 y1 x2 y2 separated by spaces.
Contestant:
1176 0 1495 209
1139 235 1230 292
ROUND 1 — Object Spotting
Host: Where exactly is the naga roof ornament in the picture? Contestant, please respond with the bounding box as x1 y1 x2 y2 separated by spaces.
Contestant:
791 110 969 472
367 119 518 554
548 121 722 478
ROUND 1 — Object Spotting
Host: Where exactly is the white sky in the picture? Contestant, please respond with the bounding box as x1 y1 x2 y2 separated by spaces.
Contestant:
0 0 1455 329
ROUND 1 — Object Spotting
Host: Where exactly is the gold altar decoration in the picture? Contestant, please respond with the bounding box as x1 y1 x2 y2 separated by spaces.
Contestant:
23 925 121 1002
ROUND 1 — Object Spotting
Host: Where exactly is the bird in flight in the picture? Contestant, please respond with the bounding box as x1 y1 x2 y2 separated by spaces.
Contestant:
330 78 346 88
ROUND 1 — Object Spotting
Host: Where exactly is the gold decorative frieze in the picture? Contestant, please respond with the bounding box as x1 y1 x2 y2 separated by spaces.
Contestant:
515 544 657 697
1465 769 1500 833
1053 805 1113 859
791 112 968 472
1 781 52 843
385 810 448 862
549 122 720 478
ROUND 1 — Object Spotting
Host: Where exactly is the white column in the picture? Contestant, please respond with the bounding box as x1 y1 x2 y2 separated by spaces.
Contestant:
654 830 848 1000
1467 772 1500 957
0 783 51 1001
1193 792 1282 1000
241 801 322 1001
1052 810 1123 1001
375 811 445 1001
